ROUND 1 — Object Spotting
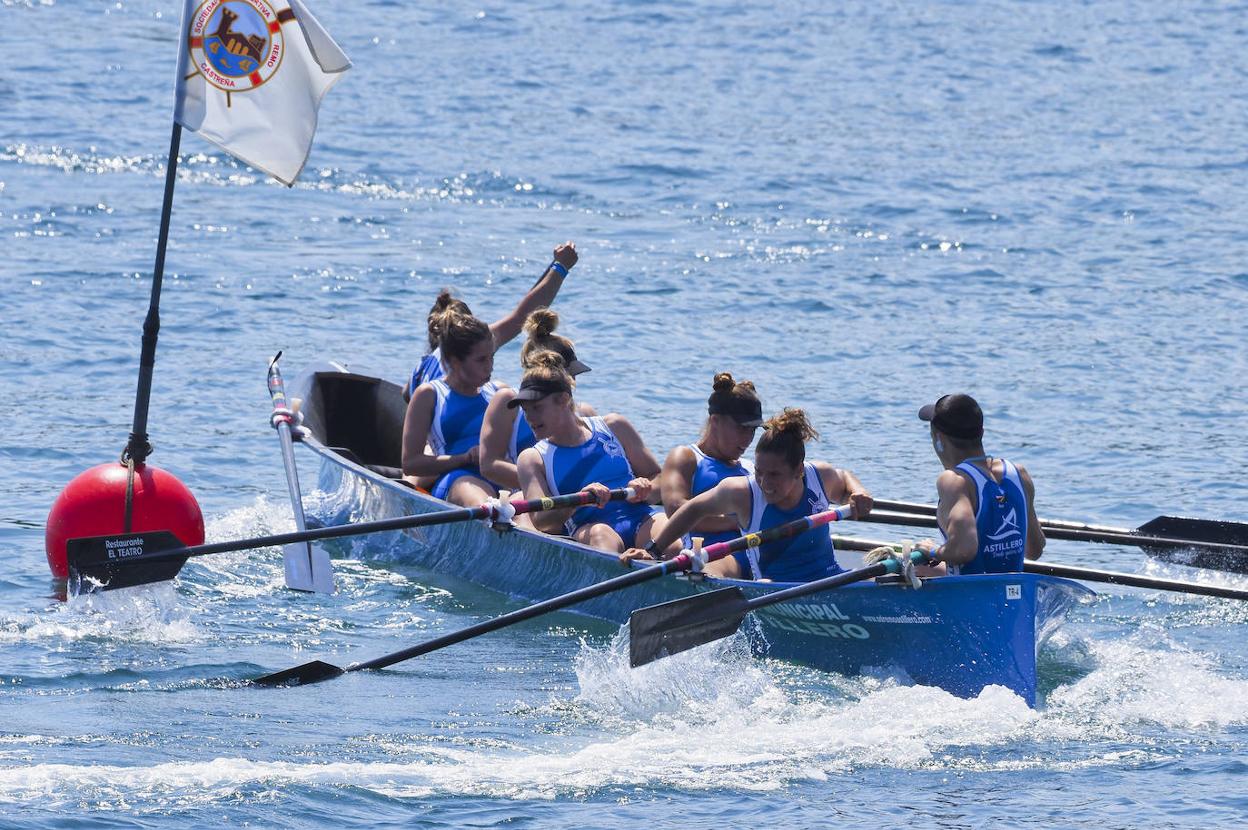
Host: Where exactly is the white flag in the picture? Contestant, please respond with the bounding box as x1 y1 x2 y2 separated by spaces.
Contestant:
175 0 351 186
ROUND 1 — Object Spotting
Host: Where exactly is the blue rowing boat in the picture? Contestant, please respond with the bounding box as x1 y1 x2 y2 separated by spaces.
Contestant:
289 365 1094 706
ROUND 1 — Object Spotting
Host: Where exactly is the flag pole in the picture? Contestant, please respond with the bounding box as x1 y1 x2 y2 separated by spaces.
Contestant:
123 121 183 467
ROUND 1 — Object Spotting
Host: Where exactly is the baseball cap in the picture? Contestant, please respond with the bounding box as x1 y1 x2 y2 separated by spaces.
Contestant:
918 394 983 441
507 374 572 407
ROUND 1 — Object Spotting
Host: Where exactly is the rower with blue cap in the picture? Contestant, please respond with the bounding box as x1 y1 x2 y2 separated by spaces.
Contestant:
911 393 1046 573
659 372 762 548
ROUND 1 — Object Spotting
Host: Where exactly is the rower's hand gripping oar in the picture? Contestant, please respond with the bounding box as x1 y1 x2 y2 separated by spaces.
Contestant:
250 503 861 687
65 488 635 595
627 546 932 669
267 351 334 594
870 499 1248 571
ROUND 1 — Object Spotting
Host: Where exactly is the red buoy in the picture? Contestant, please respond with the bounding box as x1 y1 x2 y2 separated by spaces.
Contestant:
45 462 205 581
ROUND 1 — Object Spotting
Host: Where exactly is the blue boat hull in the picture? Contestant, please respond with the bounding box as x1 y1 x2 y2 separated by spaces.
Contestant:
291 367 1093 706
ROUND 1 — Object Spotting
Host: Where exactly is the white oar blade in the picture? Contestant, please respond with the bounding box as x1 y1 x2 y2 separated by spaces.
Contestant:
283 543 335 594
309 547 335 594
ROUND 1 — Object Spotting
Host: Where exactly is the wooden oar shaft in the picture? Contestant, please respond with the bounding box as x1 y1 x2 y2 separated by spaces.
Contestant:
350 557 688 673
864 510 1248 556
1024 561 1248 601
832 535 899 552
875 499 1129 534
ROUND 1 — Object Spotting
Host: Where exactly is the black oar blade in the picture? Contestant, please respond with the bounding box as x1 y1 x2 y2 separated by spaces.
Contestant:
251 660 346 687
629 587 751 668
1138 516 1248 571
66 531 187 594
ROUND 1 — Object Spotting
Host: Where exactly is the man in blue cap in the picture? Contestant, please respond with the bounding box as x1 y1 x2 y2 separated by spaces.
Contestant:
914 394 1045 574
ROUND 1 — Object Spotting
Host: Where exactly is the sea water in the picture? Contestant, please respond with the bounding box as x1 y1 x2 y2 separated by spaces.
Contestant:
2 1 1247 827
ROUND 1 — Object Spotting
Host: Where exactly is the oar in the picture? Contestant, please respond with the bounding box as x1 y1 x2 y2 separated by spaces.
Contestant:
830 535 1248 602
627 550 929 668
251 503 859 687
872 499 1248 567
66 488 635 594
267 351 333 594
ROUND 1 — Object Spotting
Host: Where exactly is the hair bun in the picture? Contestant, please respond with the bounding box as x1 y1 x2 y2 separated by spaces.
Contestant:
432 288 458 313
528 349 567 371
766 407 819 442
712 372 735 393
524 308 559 339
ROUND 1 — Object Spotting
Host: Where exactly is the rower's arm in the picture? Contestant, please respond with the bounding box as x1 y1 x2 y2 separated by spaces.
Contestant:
663 446 750 533
645 478 750 554
1018 464 1046 561
488 242 577 349
401 386 470 477
660 446 697 517
814 462 873 519
934 470 978 566
604 414 662 502
479 390 520 490
516 447 574 533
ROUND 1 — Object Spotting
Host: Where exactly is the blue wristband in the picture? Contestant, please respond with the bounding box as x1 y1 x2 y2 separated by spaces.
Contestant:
549 261 569 278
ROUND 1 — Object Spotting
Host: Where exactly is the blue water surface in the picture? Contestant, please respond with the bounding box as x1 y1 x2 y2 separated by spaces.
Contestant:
2 1 1248 827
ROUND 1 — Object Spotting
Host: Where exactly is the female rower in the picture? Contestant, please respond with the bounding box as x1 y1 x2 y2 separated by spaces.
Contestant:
514 353 676 554
405 242 578 400
479 309 592 491
401 311 502 506
659 373 762 547
624 408 874 581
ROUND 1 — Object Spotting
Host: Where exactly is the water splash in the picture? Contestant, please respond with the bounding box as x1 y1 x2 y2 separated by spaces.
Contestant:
1 581 197 647
1046 634 1248 730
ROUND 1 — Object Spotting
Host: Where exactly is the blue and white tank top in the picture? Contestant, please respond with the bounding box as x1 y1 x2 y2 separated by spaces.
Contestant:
689 444 753 497
428 378 498 456
507 409 537 463
535 416 635 527
686 444 752 547
741 462 841 582
407 348 446 398
944 459 1029 575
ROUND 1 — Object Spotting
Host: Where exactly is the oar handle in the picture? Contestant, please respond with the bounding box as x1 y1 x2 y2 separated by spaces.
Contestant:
509 487 635 519
687 503 857 568
266 350 296 427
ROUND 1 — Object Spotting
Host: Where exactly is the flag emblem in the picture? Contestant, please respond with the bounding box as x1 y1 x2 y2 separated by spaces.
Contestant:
187 0 288 95
176 0 351 185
